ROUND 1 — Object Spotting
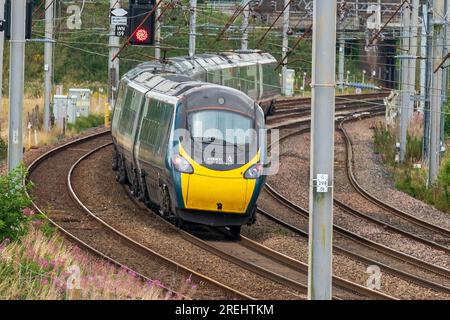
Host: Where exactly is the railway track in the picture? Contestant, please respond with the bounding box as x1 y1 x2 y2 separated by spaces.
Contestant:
270 92 389 124
24 92 445 300
27 131 251 300
261 114 450 295
67 141 393 300
338 119 450 244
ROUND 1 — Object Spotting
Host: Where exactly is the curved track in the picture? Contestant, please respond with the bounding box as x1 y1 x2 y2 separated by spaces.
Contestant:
27 131 251 300
67 142 393 300
338 120 450 242
25 92 444 300
262 114 450 295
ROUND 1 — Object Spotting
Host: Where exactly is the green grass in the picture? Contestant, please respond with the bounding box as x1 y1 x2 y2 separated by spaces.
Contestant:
373 122 450 214
67 114 104 133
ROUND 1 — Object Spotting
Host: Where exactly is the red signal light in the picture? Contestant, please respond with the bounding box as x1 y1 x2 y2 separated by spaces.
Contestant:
134 28 149 42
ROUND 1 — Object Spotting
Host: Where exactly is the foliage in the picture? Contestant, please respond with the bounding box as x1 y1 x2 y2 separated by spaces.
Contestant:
0 228 196 299
0 165 33 242
67 114 104 133
0 137 6 160
373 122 450 214
373 122 396 165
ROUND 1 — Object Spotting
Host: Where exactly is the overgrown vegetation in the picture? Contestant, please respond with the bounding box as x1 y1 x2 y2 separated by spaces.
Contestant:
67 114 104 133
0 137 6 160
373 115 450 213
0 228 195 299
0 164 195 299
0 166 34 241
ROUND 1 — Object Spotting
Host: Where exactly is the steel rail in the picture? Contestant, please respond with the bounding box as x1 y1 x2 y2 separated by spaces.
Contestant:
26 130 251 300
122 184 394 300
338 119 450 239
263 112 450 291
65 140 254 300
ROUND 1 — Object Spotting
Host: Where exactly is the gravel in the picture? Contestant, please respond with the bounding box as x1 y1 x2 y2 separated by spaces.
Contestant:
343 117 450 230
266 126 449 269
71 144 306 300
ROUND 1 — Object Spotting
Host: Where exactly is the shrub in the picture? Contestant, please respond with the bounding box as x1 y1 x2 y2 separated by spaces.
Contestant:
0 165 33 242
373 122 396 165
67 114 104 133
0 229 196 300
0 137 6 160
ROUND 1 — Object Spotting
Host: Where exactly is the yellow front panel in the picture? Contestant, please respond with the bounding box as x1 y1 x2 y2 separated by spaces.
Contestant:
178 143 260 214
185 175 248 213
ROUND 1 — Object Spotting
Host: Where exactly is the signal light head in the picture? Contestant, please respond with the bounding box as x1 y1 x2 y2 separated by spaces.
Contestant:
135 28 149 42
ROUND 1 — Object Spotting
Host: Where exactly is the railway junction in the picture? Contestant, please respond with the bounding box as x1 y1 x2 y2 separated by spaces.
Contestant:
0 0 449 310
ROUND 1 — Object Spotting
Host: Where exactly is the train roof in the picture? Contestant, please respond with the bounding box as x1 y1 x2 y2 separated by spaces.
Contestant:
124 51 277 97
124 51 277 80
170 51 277 74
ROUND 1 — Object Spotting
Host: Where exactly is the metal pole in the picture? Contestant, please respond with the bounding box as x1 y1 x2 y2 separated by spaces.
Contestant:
440 0 448 146
241 0 249 50
338 37 345 90
281 0 290 95
8 0 26 171
189 0 197 57
308 0 336 301
399 3 411 163
0 0 5 137
407 0 419 120
109 0 121 108
155 0 161 59
429 0 444 185
43 0 53 133
419 4 428 113
423 4 433 162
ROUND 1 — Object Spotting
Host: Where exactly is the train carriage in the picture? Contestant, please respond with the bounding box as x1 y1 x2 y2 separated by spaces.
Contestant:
112 66 267 235
169 51 281 115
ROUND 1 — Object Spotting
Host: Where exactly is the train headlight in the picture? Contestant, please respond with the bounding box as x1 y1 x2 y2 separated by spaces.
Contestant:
172 154 194 174
244 163 263 179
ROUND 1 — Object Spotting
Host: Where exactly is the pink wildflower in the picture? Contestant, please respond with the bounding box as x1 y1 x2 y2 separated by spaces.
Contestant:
26 249 35 260
153 280 162 288
22 208 35 217
32 220 42 228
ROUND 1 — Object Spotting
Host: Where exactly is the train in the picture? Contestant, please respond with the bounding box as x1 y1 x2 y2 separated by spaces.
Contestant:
111 51 280 235
136 51 281 115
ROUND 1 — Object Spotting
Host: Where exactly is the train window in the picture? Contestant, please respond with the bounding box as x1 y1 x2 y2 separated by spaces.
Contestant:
223 68 240 90
118 89 142 136
188 110 253 145
208 69 221 85
239 65 257 98
262 63 281 97
139 99 174 163
111 82 126 130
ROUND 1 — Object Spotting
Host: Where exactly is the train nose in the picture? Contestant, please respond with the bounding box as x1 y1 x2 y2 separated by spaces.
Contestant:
185 174 250 213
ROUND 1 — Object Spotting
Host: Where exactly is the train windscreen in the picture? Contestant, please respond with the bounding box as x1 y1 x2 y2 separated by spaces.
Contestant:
188 110 254 145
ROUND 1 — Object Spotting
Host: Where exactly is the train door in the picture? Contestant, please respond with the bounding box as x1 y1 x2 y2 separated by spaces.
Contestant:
117 87 145 182
135 96 175 204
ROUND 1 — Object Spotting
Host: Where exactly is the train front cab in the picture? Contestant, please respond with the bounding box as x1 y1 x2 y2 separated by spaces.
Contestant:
169 87 266 228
